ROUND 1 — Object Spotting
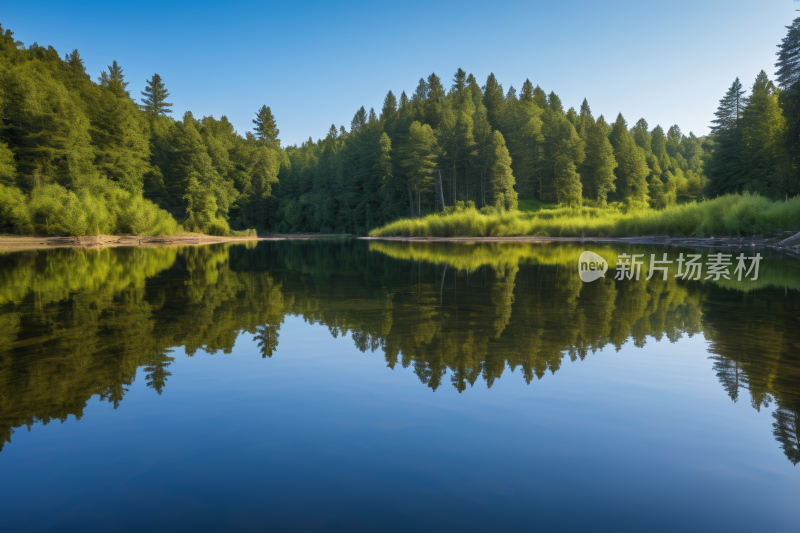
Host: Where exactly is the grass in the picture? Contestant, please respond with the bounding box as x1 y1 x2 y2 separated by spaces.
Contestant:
368 193 800 238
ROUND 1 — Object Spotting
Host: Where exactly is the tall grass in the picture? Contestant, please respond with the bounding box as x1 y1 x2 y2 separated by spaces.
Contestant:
368 193 800 238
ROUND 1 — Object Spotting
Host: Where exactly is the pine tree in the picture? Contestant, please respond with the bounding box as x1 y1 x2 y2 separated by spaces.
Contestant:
380 90 398 122
452 68 467 93
666 125 682 158
65 49 88 78
350 106 367 133
399 90 409 109
542 112 584 206
98 60 130 98
740 71 789 197
252 105 280 145
775 18 800 197
532 85 548 109
486 131 518 210
580 121 617 204
631 118 652 153
548 92 563 113
483 73 506 131
710 78 746 133
139 73 173 115
413 78 429 101
578 98 594 137
772 405 800 465
401 121 438 217
608 113 628 151
254 323 280 358
520 79 534 103
775 17 800 89
613 126 650 208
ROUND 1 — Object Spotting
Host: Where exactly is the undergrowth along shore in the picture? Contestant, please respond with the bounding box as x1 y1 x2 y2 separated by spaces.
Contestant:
368 193 800 238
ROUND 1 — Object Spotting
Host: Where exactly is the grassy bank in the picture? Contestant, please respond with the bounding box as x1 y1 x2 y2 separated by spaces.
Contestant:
368 193 800 238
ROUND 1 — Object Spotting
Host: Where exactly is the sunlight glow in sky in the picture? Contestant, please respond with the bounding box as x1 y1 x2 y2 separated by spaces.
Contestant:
4 0 797 146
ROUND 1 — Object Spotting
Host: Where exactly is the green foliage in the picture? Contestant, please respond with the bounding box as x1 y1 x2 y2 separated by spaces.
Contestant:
369 193 800 238
486 131 518 210
252 105 279 145
139 73 172 115
18 19 800 237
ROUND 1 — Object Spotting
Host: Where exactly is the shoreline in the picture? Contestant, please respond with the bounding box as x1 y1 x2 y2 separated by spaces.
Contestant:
0 232 798 256
0 234 349 252
360 233 800 256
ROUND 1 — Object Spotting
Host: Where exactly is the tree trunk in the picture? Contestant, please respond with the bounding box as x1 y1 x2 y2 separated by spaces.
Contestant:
437 170 446 211
408 185 415 217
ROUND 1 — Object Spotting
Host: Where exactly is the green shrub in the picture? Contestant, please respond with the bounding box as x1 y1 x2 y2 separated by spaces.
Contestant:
0 178 181 236
369 193 800 238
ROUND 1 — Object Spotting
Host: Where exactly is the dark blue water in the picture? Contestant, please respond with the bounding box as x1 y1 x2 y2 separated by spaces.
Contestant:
1 240 798 531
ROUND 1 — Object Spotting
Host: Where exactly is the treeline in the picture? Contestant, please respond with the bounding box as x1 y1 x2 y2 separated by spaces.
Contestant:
705 19 800 199
0 22 711 236
0 23 283 236
272 71 709 233
4 17 800 236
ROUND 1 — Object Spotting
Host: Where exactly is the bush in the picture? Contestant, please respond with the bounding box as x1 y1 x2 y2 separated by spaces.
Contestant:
368 193 800 238
0 178 181 236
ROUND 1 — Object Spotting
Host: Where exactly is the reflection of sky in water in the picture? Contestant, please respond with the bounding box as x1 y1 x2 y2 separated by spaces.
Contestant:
0 241 798 531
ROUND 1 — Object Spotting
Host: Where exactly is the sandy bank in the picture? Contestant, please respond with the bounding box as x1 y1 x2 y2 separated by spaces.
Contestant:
0 234 349 252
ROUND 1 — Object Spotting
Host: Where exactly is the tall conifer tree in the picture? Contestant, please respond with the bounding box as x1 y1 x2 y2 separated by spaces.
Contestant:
139 73 173 115
253 105 280 146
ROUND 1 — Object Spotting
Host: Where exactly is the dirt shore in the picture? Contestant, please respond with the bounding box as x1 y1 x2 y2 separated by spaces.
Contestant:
0 233 349 252
1 231 799 256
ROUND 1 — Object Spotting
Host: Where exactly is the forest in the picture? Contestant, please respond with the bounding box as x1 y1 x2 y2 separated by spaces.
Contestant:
1 19 799 236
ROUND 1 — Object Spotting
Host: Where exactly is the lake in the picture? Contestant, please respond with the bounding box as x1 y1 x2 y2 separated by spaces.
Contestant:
0 239 798 532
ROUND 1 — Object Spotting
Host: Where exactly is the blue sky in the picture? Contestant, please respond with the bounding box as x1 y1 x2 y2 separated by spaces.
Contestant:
3 0 798 146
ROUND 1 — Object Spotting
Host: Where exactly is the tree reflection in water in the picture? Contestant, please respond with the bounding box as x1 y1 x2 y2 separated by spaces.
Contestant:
0 239 797 464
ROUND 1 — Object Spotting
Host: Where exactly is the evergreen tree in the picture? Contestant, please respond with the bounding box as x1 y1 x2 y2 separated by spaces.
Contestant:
255 323 280 358
253 105 280 145
772 405 800 465
98 60 130 99
401 121 438 217
413 78 429 101
580 120 617 204
542 111 584 206
776 18 800 197
375 132 396 223
380 90 398 127
710 78 746 133
612 124 650 208
577 98 594 137
631 118 652 153
532 85 548 109
520 79 534 103
486 131 518 210
351 106 367 133
608 113 628 151
775 17 800 89
452 68 467 93
483 73 505 131
740 72 788 197
65 49 88 79
548 92 563 113
139 73 173 115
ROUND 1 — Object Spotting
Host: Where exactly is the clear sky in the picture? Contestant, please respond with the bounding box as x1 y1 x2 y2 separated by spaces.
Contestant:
3 0 798 146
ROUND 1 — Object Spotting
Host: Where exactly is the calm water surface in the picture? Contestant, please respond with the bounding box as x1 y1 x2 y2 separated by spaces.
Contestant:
0 239 798 531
